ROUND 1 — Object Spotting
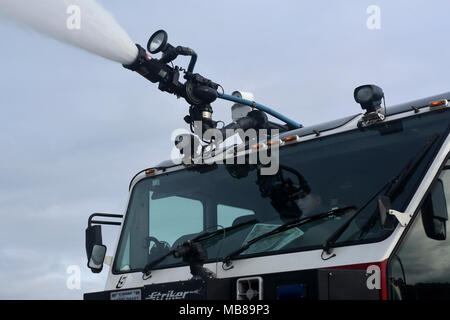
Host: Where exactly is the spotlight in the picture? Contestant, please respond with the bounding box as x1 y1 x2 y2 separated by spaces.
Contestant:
354 84 384 113
147 30 168 54
354 84 386 127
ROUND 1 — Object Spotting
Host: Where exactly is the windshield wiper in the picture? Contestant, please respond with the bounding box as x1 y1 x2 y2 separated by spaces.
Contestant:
321 134 439 259
141 218 258 277
221 205 356 270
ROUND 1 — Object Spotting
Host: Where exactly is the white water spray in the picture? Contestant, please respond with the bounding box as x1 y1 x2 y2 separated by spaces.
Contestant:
0 0 138 64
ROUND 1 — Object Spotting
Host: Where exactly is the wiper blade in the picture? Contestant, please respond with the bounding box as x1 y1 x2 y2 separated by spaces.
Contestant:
358 134 440 236
322 134 439 258
141 218 257 276
385 134 439 199
222 206 356 269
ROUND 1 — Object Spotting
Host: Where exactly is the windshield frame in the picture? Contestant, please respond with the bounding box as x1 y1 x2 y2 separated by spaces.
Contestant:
112 109 450 275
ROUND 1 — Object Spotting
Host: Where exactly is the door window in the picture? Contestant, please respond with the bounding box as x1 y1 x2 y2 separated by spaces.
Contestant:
389 160 450 299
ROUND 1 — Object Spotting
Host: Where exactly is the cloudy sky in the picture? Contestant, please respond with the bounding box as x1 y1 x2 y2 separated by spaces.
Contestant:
0 0 449 299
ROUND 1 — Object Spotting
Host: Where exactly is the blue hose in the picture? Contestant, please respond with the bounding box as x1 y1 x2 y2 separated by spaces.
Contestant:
218 93 302 129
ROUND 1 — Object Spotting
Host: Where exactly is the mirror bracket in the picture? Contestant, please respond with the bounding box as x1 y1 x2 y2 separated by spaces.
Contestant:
389 209 412 227
104 256 113 267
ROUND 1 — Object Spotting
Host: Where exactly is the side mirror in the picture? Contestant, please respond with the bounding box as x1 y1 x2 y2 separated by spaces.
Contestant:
85 213 123 273
422 179 448 240
88 244 107 273
85 225 102 264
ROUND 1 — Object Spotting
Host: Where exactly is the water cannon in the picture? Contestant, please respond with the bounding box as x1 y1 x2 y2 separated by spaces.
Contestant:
123 30 220 134
123 29 302 141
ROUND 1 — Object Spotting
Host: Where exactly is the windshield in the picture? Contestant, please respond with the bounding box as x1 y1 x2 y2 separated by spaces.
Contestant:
114 109 450 273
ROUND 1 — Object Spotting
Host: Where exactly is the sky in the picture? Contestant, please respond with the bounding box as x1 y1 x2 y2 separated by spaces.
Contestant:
0 0 450 299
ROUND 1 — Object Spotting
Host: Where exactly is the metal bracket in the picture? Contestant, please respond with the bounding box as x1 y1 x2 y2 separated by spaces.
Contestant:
222 259 234 271
358 109 385 128
142 271 152 280
388 209 412 227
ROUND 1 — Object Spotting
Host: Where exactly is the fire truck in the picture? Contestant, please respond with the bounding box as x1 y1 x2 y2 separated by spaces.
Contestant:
84 30 450 300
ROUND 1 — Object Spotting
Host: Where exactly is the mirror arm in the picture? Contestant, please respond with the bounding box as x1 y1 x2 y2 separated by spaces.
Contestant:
89 220 121 227
88 213 123 228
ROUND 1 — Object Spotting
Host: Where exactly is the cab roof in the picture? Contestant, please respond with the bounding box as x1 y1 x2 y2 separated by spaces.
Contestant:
129 91 450 189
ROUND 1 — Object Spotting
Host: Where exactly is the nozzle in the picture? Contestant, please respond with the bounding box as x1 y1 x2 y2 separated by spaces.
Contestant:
123 44 148 71
123 44 165 84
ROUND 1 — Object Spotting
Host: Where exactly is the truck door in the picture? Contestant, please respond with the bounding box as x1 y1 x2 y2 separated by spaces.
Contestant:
388 157 450 299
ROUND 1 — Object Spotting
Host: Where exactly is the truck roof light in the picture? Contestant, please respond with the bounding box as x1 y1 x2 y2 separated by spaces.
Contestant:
282 135 300 144
251 143 265 150
354 84 384 113
267 139 281 146
145 169 156 175
429 99 448 108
